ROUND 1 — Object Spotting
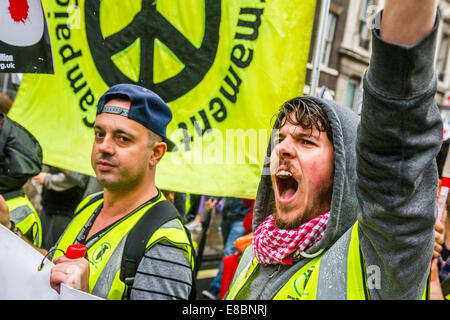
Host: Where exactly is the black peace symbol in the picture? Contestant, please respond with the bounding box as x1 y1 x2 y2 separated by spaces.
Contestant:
85 0 221 102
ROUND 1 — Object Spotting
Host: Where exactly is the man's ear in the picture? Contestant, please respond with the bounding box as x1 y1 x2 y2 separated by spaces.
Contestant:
149 142 167 167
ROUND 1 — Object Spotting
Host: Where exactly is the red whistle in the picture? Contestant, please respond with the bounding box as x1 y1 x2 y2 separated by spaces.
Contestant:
65 244 87 259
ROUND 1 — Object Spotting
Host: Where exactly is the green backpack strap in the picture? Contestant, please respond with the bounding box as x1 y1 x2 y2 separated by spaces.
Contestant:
120 200 196 300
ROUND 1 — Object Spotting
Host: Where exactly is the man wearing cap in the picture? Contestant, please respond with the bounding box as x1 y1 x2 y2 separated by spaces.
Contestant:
50 84 195 300
50 84 196 300
0 84 194 300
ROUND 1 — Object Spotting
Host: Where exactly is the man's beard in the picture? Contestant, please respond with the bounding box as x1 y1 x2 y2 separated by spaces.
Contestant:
271 183 333 230
273 210 304 229
272 200 306 229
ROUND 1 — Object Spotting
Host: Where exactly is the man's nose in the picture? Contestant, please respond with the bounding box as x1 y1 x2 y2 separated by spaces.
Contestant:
277 137 296 159
97 135 115 155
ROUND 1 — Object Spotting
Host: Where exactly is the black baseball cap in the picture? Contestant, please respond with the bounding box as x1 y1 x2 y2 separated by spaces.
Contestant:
97 84 177 151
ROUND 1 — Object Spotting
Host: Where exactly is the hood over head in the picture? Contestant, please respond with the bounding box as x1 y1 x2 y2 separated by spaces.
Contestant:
253 96 360 255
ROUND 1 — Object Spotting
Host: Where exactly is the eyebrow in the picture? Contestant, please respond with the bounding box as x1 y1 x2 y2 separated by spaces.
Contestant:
278 130 320 141
94 125 136 138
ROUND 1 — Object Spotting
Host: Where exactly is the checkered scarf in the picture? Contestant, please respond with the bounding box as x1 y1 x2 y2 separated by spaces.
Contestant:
252 211 330 265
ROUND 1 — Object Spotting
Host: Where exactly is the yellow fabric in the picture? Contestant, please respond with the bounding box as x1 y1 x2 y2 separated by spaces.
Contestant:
8 0 316 199
273 255 322 300
148 221 194 270
346 222 367 299
274 223 367 300
6 195 42 247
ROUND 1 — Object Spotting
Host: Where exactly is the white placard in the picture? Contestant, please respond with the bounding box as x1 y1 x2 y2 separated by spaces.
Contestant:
0 224 102 300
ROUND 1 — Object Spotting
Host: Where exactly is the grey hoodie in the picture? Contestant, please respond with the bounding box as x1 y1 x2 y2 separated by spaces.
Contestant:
227 12 442 300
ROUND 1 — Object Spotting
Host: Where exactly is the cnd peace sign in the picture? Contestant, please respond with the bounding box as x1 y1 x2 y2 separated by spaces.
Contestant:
85 0 221 102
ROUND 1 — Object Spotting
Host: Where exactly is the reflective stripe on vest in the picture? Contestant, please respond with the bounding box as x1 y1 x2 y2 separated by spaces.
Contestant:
228 221 429 300
52 193 193 300
6 195 42 247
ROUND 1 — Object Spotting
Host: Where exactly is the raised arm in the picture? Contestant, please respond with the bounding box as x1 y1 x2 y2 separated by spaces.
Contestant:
380 0 438 46
357 0 442 299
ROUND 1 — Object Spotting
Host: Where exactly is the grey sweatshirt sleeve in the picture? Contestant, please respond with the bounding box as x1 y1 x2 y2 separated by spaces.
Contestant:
44 171 89 191
357 12 443 299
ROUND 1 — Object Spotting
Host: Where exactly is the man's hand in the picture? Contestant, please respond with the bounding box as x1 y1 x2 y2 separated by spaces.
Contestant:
32 172 47 185
430 259 444 300
0 195 11 229
50 255 89 294
381 0 438 46
434 218 445 259
205 198 218 211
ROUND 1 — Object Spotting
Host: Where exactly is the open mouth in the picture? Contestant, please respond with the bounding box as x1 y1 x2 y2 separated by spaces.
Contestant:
275 170 299 202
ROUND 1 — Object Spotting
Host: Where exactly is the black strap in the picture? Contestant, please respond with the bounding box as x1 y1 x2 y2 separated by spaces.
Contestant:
120 200 196 300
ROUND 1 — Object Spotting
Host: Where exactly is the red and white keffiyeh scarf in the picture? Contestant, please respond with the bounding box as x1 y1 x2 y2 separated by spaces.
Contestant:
252 211 330 265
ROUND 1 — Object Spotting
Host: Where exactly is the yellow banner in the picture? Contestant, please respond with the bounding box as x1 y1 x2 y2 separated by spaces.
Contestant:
8 0 316 199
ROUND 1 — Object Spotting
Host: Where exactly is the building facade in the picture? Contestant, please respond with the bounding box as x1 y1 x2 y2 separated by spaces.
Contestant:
2 1 450 112
305 0 450 113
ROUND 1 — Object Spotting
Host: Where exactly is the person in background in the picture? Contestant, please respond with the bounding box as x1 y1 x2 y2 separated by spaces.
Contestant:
202 197 250 299
186 195 221 232
33 166 90 250
0 111 43 248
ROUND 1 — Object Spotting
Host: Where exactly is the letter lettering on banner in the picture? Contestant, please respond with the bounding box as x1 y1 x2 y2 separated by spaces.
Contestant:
231 44 253 68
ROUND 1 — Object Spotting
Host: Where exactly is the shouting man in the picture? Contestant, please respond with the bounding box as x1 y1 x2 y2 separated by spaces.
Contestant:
226 0 442 300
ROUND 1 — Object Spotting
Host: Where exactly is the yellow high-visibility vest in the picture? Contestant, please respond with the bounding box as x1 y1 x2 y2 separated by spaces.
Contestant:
5 192 42 248
227 222 429 300
53 192 194 300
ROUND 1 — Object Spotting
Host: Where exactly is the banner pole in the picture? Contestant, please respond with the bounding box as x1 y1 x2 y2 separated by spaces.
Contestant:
309 0 330 97
2 74 8 93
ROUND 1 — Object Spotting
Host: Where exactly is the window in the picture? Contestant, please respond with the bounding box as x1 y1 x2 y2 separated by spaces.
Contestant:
344 79 359 110
321 12 337 67
437 34 449 82
359 0 373 49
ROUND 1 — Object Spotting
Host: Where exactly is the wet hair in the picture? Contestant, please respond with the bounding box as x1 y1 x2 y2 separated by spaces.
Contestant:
273 97 333 143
